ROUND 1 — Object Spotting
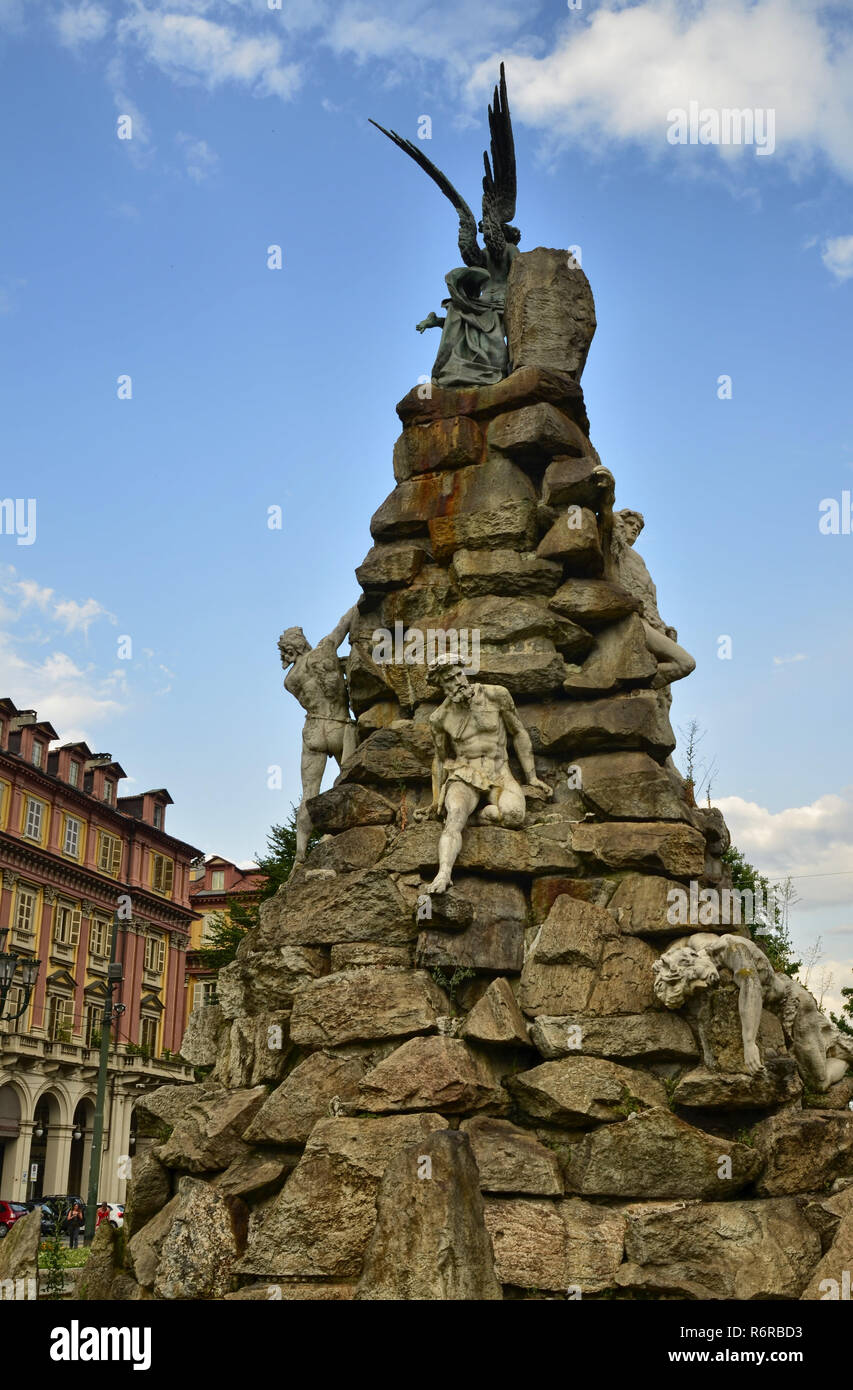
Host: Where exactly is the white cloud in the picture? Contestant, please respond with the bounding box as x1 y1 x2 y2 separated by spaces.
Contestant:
772 652 807 666
55 3 109 48
821 234 853 280
53 596 116 635
0 631 124 738
117 6 301 99
2 570 115 635
713 792 853 910
176 132 219 181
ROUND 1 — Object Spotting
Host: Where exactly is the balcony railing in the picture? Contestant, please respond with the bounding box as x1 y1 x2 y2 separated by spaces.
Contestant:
0 1032 193 1079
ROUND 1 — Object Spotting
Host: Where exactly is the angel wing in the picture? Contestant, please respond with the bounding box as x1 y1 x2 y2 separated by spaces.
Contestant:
481 62 518 263
369 119 486 269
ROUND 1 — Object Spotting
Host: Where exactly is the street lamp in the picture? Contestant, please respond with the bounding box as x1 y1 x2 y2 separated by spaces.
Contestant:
0 927 40 1021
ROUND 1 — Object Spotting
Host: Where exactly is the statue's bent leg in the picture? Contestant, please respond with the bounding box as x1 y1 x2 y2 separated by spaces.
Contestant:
341 721 357 765
425 781 479 895
495 782 526 828
643 622 695 688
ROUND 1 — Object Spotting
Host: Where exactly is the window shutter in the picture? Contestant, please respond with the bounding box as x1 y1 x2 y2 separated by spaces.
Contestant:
70 909 81 946
163 860 174 895
111 838 122 876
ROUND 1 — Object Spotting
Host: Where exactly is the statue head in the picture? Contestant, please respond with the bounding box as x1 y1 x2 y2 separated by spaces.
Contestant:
652 944 720 1009
615 509 645 548
428 653 473 704
278 627 311 667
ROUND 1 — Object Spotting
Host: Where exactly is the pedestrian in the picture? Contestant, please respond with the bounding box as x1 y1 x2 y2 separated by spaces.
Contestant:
96 1202 110 1229
66 1199 84 1249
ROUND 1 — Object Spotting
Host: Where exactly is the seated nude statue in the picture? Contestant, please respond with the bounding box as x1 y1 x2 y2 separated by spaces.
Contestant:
653 932 853 1090
611 509 695 688
420 654 551 895
278 606 357 866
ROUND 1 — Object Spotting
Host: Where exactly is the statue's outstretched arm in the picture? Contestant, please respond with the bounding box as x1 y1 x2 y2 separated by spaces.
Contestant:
416 312 445 333
327 605 357 651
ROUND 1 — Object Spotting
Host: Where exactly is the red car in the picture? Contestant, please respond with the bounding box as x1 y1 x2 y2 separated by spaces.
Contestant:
0 1200 30 1237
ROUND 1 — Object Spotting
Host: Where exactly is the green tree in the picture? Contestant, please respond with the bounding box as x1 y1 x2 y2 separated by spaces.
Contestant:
722 845 801 976
195 809 314 974
830 985 853 1038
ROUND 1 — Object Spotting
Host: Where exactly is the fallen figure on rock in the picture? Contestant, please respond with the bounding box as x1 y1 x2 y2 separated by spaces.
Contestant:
653 931 853 1091
418 654 551 895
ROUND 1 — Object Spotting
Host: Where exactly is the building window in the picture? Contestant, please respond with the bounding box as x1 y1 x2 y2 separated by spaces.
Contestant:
97 831 122 877
23 797 44 841
195 979 218 1009
151 854 174 896
153 804 163 829
139 1016 159 1056
210 870 225 891
68 760 79 787
1 984 25 1029
89 917 113 959
144 934 165 975
32 741 43 768
63 815 82 858
54 903 81 946
103 781 113 804
84 1005 101 1049
46 995 74 1042
13 885 36 934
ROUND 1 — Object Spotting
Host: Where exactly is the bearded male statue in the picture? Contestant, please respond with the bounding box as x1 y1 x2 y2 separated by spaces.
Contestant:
278 606 358 867
420 655 551 895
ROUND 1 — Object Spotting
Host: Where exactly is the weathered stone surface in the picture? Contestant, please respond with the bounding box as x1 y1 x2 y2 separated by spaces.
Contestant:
356 700 401 733
392 415 483 482
520 928 658 1018
226 1281 356 1300
244 1051 371 1145
339 723 432 784
157 1086 267 1174
536 508 603 574
213 1014 292 1089
179 1004 228 1068
470 642 569 697
133 1082 214 1142
530 874 616 923
124 1146 172 1237
371 457 535 542
257 869 415 947
435 595 591 658
565 1107 763 1198
505 248 596 381
127 1195 180 1287
355 542 429 591
216 944 328 1016
359 1036 505 1114
152 1177 247 1300
419 887 474 930
396 364 589 435
487 403 588 467
690 986 787 1073
461 1116 563 1195
384 820 579 879
429 499 538 564
305 825 388 874
509 1057 666 1126
289 968 448 1047
450 548 563 598
530 1012 699 1062
356 1129 502 1300
76 1221 123 1301
576 753 692 822
329 942 413 971
753 1111 853 1196
549 577 640 627
462 977 530 1046
572 821 706 877
608 873 697 937
0 1208 40 1291
237 1114 446 1279
801 1211 853 1300
520 692 675 759
533 895 619 968
484 1196 624 1292
621 1199 821 1300
563 616 658 696
672 1060 802 1110
542 456 614 511
417 917 524 974
215 1154 290 1202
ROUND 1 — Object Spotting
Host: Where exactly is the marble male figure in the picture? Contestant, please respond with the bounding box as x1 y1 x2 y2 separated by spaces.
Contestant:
278 606 357 866
612 508 695 688
422 656 551 895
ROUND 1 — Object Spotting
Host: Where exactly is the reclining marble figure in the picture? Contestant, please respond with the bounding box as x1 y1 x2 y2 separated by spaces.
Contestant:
420 655 551 895
653 932 853 1091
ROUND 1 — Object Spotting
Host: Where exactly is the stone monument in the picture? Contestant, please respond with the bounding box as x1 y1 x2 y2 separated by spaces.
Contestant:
99 67 853 1304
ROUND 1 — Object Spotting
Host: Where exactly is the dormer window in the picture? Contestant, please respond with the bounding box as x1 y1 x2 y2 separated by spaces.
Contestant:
211 870 225 891
153 804 163 829
68 761 79 787
103 781 113 804
32 742 43 768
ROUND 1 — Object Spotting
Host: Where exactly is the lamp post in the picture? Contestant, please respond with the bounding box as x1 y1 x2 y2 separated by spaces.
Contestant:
0 926 40 1020
84 907 123 1244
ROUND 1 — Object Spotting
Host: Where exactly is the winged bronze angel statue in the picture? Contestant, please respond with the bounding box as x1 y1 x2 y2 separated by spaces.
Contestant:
370 63 520 388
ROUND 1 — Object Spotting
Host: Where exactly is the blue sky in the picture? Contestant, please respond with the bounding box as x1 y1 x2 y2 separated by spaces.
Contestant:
0 0 851 1005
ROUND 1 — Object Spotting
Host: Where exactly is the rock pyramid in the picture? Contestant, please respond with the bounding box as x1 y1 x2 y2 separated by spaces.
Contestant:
92 248 853 1303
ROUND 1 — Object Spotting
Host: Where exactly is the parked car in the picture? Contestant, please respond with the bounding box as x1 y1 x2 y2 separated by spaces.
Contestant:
0 1200 30 1238
106 1202 124 1229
